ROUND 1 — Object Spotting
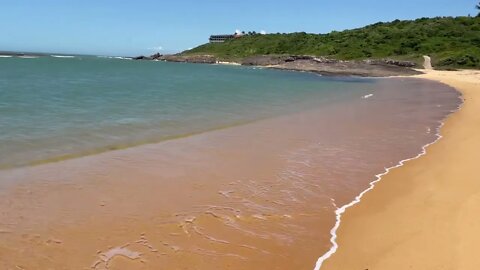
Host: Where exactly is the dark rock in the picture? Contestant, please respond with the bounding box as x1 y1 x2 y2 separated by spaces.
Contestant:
132 55 152 60
242 55 325 66
241 55 290 66
241 55 420 77
133 54 217 64
291 55 315 61
269 59 422 77
365 59 417 68
159 54 217 64
134 51 420 77
150 53 163 60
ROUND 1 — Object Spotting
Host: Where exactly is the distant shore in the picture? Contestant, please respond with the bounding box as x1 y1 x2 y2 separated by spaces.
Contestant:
134 53 424 77
2 51 425 77
321 69 480 270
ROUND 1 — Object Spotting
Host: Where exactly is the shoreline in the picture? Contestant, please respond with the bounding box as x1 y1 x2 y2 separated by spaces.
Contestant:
0 65 468 269
0 75 460 270
134 54 424 77
320 69 480 270
0 61 422 171
315 102 462 270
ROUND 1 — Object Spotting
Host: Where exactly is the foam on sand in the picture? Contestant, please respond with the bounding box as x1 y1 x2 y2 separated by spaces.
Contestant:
92 246 142 269
313 93 463 270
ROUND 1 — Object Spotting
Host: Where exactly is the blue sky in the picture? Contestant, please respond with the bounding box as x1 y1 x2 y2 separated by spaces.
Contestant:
1 0 477 56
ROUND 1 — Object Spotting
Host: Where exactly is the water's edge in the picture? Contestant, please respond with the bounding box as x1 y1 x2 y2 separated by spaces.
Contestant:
0 118 257 171
313 81 464 270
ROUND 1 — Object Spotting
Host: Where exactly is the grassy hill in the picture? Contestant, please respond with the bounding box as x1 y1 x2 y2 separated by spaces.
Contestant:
183 16 480 68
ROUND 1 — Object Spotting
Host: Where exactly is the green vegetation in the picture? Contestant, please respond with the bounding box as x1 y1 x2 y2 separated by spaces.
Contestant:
184 17 480 68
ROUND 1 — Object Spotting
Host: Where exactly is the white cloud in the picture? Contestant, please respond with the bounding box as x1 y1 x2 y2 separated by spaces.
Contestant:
260 30 267 35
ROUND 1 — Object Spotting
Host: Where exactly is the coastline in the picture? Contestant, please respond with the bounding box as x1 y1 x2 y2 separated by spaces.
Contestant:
0 73 461 270
321 69 480 270
134 54 423 77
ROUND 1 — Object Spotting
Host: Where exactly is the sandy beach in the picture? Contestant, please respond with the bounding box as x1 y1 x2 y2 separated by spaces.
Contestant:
0 73 462 270
322 69 480 270
2 0 478 268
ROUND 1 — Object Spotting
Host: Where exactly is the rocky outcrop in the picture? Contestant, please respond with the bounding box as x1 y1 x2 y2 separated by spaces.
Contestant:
133 53 164 61
241 55 317 66
159 55 217 64
271 59 421 77
241 55 291 66
133 53 217 64
365 59 417 68
240 55 420 77
132 55 152 60
150 53 163 60
133 53 421 77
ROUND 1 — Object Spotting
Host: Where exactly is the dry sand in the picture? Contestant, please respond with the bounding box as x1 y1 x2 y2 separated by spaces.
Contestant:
322 70 480 270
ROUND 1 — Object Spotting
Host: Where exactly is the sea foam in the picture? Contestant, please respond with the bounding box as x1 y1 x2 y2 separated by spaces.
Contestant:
51 55 75 58
313 98 463 270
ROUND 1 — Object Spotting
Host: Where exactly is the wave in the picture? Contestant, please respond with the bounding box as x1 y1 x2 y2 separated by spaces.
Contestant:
313 98 464 270
96 56 132 60
51 55 75 58
18 56 39 59
0 55 13 58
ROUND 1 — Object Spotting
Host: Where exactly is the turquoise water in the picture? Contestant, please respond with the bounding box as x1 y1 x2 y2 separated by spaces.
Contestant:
0 56 374 168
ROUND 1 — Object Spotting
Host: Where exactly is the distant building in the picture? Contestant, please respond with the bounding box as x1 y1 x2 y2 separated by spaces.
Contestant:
209 33 242 43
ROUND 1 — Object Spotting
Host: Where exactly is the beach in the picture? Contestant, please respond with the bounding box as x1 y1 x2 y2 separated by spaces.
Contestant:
321 70 480 270
2 0 479 268
0 58 467 270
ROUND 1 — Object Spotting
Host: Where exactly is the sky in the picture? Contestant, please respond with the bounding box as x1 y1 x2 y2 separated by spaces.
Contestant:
0 0 478 56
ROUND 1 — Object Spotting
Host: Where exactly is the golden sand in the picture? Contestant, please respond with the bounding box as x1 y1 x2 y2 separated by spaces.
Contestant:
322 70 480 270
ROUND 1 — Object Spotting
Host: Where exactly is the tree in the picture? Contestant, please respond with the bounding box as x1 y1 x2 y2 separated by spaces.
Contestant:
477 1 480 17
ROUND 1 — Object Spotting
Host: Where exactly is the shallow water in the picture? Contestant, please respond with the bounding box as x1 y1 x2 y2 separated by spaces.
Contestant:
0 56 374 168
0 57 462 270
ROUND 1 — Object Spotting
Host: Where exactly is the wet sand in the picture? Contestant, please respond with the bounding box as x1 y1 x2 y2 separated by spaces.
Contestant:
0 78 460 270
322 70 480 270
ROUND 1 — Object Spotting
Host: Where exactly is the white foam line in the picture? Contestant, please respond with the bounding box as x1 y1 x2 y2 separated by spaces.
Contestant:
51 55 75 58
313 97 464 270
